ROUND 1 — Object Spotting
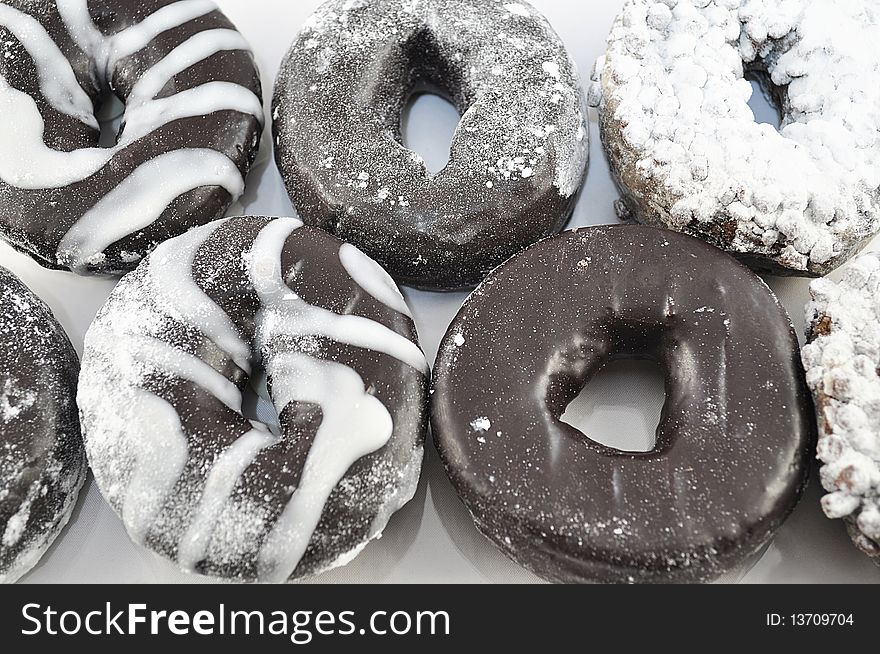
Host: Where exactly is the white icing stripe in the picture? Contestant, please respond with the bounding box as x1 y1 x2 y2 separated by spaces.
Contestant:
339 243 413 318
243 218 426 581
122 81 264 143
0 4 97 128
0 76 112 188
57 0 218 77
249 219 429 374
177 427 277 572
0 74 259 188
122 392 189 544
105 0 219 72
127 29 252 109
150 220 253 374
55 0 103 60
125 335 244 413
257 353 394 583
329 313 428 373
56 149 245 273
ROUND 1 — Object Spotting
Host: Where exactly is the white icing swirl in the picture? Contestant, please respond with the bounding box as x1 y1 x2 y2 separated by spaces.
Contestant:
120 392 189 544
149 218 253 374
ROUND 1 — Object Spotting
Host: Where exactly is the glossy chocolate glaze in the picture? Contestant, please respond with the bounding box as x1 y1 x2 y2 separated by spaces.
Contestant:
80 217 429 581
0 267 85 583
0 0 262 275
273 0 589 290
432 225 814 583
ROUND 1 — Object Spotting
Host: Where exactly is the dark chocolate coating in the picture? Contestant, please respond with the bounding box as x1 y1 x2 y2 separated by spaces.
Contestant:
432 225 814 583
273 0 589 290
0 0 263 275
80 217 429 581
0 267 85 583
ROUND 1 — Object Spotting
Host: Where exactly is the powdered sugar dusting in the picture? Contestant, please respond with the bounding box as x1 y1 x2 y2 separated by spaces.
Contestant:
0 267 85 583
470 417 491 432
79 218 428 582
592 0 880 275
273 0 588 288
504 3 531 18
283 0 586 194
2 479 40 547
802 252 880 561
0 379 35 422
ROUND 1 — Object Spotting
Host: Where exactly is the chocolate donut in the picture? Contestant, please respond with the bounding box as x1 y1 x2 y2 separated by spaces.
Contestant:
0 0 263 275
432 226 814 583
79 216 429 582
273 0 589 290
802 253 880 563
589 0 880 276
0 267 85 583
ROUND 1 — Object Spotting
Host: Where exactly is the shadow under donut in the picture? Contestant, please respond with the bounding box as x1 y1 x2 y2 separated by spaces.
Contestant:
743 463 880 584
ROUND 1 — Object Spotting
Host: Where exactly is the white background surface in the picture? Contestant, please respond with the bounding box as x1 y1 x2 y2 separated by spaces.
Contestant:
7 0 880 583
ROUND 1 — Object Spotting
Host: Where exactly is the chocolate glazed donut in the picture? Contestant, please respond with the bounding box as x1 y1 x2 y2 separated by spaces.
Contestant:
273 0 589 290
0 267 85 583
432 226 814 583
0 0 263 274
79 216 429 582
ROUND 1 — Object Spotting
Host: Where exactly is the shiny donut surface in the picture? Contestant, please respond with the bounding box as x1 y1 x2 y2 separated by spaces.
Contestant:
432 225 814 583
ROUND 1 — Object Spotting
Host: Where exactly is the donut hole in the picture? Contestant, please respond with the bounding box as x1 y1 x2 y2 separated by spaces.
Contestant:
382 27 471 177
401 92 461 176
744 68 784 132
94 88 126 148
560 357 666 454
239 367 282 437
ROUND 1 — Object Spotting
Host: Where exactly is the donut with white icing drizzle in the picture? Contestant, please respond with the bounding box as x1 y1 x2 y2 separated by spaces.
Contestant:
432 226 814 583
273 0 589 290
79 216 429 582
0 267 85 583
0 0 263 275
590 0 880 277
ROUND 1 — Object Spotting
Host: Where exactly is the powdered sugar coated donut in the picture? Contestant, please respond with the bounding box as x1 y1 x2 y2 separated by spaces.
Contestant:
590 0 880 276
273 0 589 290
79 216 429 582
803 253 880 563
